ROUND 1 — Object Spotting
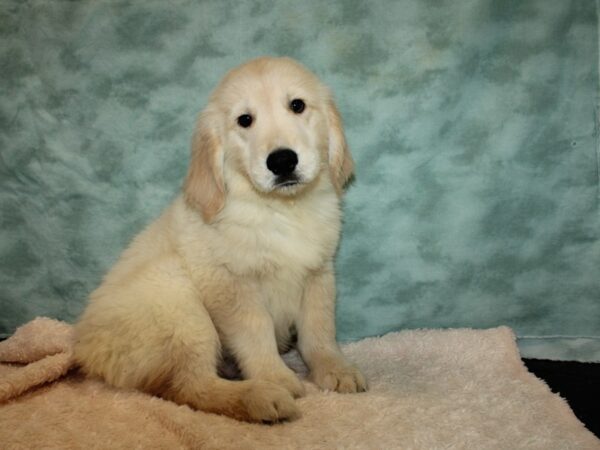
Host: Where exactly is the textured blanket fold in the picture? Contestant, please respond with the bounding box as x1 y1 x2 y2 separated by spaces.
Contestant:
0 318 74 403
0 318 597 449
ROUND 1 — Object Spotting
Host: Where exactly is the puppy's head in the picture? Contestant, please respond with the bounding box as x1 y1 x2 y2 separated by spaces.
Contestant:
184 57 354 223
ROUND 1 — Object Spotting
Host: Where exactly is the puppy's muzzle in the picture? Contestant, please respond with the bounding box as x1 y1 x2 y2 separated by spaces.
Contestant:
266 148 299 186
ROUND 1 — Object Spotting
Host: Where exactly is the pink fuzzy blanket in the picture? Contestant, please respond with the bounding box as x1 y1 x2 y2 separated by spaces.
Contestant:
1 318 597 449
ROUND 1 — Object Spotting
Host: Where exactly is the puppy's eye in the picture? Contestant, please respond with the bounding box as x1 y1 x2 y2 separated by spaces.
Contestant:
237 114 253 128
290 98 305 114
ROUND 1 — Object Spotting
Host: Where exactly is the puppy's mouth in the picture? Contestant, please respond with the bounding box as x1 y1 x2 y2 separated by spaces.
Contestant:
274 175 301 189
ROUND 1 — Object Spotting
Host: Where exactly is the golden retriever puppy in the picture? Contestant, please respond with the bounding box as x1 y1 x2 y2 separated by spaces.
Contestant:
74 56 366 423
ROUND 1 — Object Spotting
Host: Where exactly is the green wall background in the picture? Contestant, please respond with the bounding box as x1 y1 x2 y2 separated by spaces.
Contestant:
1 1 599 360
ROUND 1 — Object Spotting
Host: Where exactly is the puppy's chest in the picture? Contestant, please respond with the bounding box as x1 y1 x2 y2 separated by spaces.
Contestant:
217 200 340 277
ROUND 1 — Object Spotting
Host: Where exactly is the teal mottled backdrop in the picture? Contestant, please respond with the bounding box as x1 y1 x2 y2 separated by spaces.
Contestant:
1 1 599 359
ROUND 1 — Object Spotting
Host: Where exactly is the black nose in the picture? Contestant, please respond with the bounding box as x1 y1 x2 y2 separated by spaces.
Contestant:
266 148 298 176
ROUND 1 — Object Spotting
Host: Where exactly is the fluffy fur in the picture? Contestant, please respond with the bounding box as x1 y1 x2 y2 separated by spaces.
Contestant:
73 57 366 423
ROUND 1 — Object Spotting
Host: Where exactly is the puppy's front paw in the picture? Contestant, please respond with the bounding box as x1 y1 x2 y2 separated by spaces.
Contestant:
241 380 300 423
262 369 306 398
311 359 367 393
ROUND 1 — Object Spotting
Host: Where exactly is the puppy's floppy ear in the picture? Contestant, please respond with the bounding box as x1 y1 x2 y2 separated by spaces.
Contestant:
326 99 354 195
183 111 225 223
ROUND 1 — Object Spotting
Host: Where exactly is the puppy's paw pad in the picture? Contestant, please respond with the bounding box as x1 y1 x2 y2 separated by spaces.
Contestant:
263 372 306 398
242 381 300 423
313 365 368 394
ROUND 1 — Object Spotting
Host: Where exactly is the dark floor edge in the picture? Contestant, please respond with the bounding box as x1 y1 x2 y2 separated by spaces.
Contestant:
523 358 600 438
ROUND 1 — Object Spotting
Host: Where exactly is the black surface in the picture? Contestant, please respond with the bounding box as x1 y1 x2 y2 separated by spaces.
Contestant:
523 358 600 438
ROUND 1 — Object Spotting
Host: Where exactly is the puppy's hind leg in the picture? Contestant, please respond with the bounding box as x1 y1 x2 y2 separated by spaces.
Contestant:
142 268 299 423
76 256 299 423
162 302 300 422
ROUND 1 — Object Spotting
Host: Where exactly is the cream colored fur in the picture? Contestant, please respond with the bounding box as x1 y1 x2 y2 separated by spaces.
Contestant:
73 57 366 423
